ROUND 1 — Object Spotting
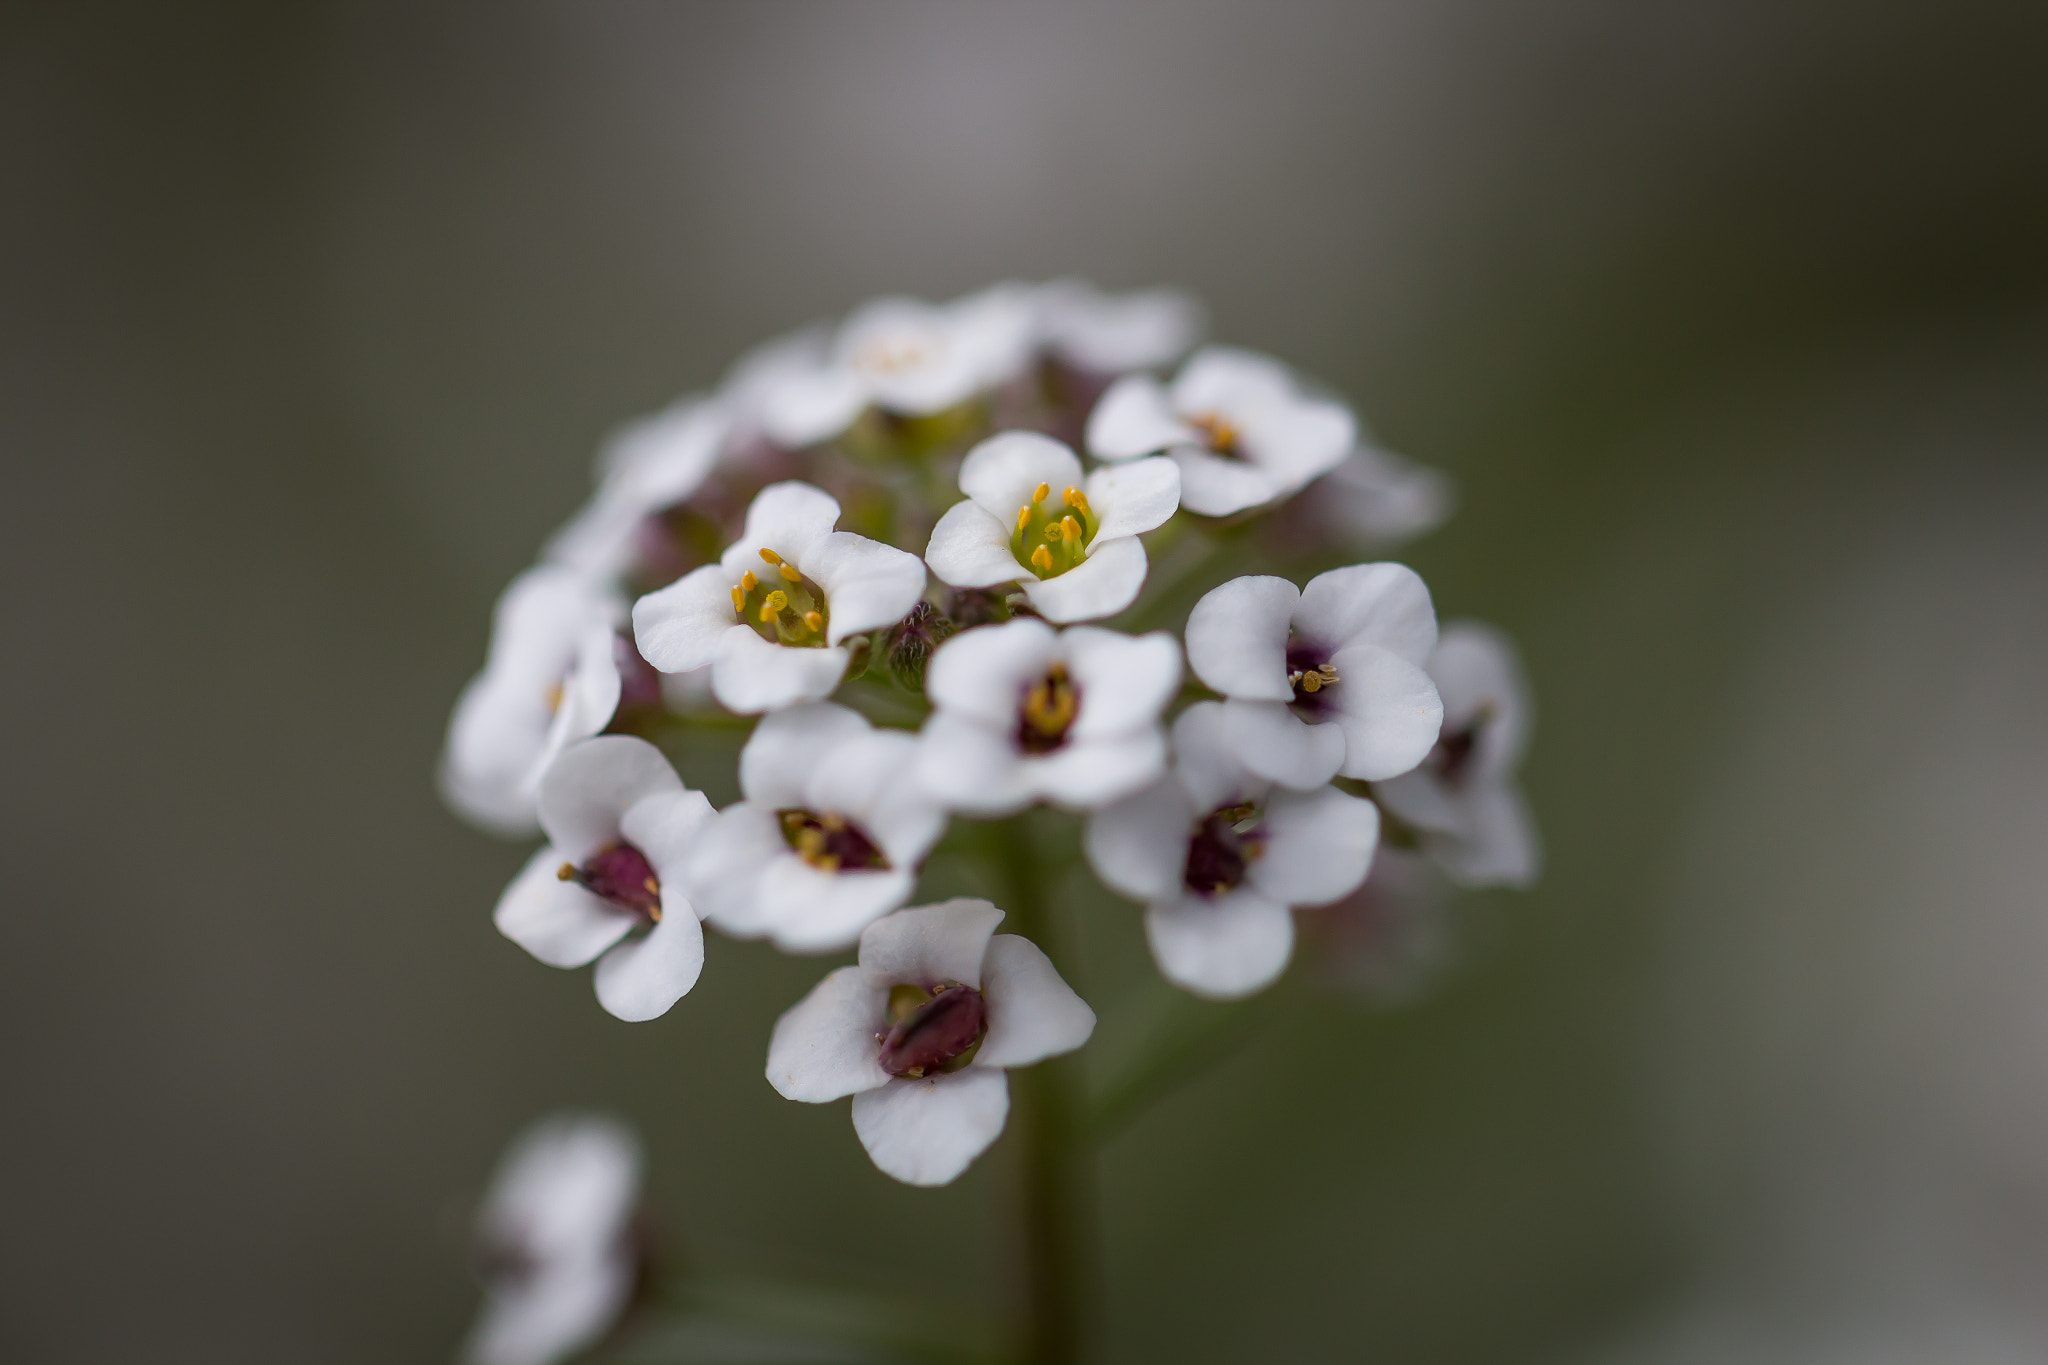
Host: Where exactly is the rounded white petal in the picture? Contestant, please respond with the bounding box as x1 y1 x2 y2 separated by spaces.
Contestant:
1017 535 1149 624
924 499 1025 590
765 965 892 1102
710 628 849 714
958 431 1085 520
804 730 946 866
1217 698 1346 790
1038 279 1203 373
537 736 683 860
916 712 1034 815
756 363 869 448
1025 729 1168 809
1296 562 1439 663
1248 786 1379 906
740 702 872 806
632 564 737 674
462 1257 632 1365
1171 446 1285 517
1168 700 1264 812
1084 455 1181 542
621 788 717 895
851 1069 1010 1187
1432 784 1542 889
859 897 1004 989
494 847 637 968
684 803 785 938
552 623 625 752
479 1113 640 1259
1327 643 1445 782
975 934 1096 1069
801 531 928 644
1310 444 1455 546
1184 575 1300 701
1061 627 1182 741
1085 374 1191 460
737 481 843 567
1170 346 1296 412
1430 621 1532 781
1083 779 1194 902
947 280 1040 388
1369 766 1463 835
1235 395 1355 494
925 617 1058 727
761 861 915 955
593 904 705 1021
1144 889 1295 1000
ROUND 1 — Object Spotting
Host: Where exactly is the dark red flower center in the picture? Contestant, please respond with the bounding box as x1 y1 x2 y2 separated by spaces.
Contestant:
877 982 988 1078
558 842 662 921
778 809 889 873
1183 803 1265 896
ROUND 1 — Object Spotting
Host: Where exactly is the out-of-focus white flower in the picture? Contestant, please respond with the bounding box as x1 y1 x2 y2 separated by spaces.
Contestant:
736 287 1039 449
686 703 946 953
494 736 714 1021
1086 346 1354 517
1033 278 1203 375
924 431 1179 623
443 567 627 837
916 617 1180 815
1184 565 1444 789
1373 622 1539 887
1302 443 1454 548
543 397 732 582
630 482 927 714
1085 703 1378 999
462 1113 642 1365
766 898 1094 1186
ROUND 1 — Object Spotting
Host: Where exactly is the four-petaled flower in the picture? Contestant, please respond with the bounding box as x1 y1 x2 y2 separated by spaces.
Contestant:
631 481 927 714
462 1114 643 1365
1086 345 1356 517
443 566 627 837
494 736 715 1021
1184 564 1444 790
1085 702 1380 999
1372 622 1540 887
686 703 947 953
1033 278 1203 376
925 431 1180 623
766 898 1095 1186
917 617 1181 814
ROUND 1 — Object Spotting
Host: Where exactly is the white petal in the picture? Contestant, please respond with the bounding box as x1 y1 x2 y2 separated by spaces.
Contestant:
915 712 1034 815
1187 575 1297 701
803 730 945 866
1085 374 1191 460
1248 786 1379 906
596 397 728 509
925 618 1057 727
1429 622 1532 779
1369 767 1463 836
1218 698 1346 790
1310 444 1454 546
554 622 625 751
684 804 785 938
1168 700 1264 812
1082 779 1193 901
620 789 718 899
1038 279 1203 373
1017 535 1148 624
478 1114 640 1258
1432 784 1542 889
740 702 872 806
537 736 682 860
924 499 1025 590
761 861 915 955
1296 562 1438 663
462 1257 632 1365
851 1069 1010 1187
756 363 869 448
631 564 736 674
1170 346 1296 411
802 531 928 644
1084 455 1181 542
1171 446 1284 517
1234 395 1355 493
974 934 1096 1069
947 280 1040 388
859 897 1004 989
1060 627 1182 741
765 965 892 1102
1327 643 1445 781
736 481 842 567
710 628 849 714
1144 889 1295 1000
1026 729 1167 809
494 847 637 968
593 906 704 1021
957 431 1084 520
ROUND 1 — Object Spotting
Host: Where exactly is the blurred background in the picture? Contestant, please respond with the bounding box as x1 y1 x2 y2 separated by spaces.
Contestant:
4 2 2047 1360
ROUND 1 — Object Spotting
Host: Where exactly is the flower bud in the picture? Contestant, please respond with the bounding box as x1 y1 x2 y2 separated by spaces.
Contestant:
944 587 1012 629
882 600 956 693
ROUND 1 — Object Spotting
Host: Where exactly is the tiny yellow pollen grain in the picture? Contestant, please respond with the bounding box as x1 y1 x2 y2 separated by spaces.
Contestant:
1030 543 1054 572
555 863 577 882
741 569 758 592
779 563 802 583
758 547 782 565
1032 482 1050 504
803 611 824 631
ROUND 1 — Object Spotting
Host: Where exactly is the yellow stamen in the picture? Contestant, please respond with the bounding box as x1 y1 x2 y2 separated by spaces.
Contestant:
1032 482 1050 504
759 603 778 624
740 569 758 592
1030 543 1054 573
1016 505 1032 531
803 610 824 631
778 562 802 583
1060 515 1081 541
1062 486 1088 513
764 589 789 613
758 547 783 565
555 862 577 882
730 585 746 614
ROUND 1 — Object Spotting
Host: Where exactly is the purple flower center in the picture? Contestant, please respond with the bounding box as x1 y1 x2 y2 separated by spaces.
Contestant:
1285 639 1340 720
877 983 988 1078
1430 721 1481 787
558 842 662 921
1016 663 1079 755
778 809 889 873
1183 803 1265 896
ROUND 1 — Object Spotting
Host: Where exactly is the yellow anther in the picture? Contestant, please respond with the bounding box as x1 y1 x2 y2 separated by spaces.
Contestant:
730 585 746 614
741 569 758 592
1032 482 1051 504
758 547 783 565
1061 515 1081 541
778 562 802 583
1030 543 1054 573
759 603 778 624
764 589 789 613
802 611 824 631
1016 505 1032 531
1062 486 1088 513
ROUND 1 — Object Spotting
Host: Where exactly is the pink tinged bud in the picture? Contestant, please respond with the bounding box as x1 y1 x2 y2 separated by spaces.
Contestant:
559 843 663 921
877 983 987 1078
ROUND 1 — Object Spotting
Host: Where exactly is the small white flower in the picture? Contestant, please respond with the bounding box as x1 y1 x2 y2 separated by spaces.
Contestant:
442 567 626 837
462 1113 641 1365
766 898 1095 1187
1301 443 1455 548
916 617 1180 815
1033 278 1203 375
543 397 731 582
686 703 946 954
630 481 927 714
1184 564 1444 789
738 287 1039 449
1372 622 1540 887
1086 345 1355 517
494 736 715 1021
1085 702 1379 1000
924 431 1179 623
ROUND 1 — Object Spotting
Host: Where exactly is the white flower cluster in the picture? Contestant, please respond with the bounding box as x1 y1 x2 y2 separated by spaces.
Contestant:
440 280 1529 1196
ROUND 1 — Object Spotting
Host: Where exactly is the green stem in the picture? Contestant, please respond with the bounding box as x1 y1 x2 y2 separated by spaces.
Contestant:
996 815 1090 1365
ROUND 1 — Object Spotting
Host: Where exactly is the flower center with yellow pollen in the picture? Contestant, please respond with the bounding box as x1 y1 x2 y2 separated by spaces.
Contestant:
1187 410 1241 457
1016 661 1079 755
558 843 663 921
1011 482 1099 580
776 809 889 873
1183 802 1266 896
731 547 830 647
877 981 986 1078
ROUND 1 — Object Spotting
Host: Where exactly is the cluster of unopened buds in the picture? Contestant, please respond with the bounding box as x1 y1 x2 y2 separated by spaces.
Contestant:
444 280 1540 1361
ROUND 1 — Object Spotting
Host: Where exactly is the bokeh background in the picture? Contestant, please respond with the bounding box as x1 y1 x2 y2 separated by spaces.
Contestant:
5 2 2047 1361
